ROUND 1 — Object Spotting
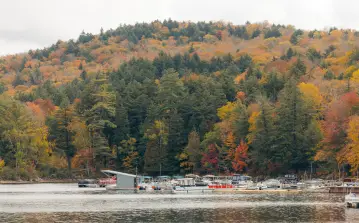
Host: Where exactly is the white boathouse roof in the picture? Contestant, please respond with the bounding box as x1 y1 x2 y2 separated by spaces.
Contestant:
101 170 137 178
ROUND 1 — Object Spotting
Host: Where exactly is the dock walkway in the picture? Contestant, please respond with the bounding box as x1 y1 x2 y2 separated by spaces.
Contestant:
329 187 359 193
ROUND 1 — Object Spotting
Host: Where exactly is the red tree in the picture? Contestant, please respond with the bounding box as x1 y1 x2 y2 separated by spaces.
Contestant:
232 140 248 172
201 144 219 172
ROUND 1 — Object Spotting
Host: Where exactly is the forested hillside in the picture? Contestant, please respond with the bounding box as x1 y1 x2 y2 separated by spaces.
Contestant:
1 20 359 179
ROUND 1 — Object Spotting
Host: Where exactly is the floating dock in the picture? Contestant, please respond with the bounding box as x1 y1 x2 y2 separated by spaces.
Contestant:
213 188 302 193
329 187 359 193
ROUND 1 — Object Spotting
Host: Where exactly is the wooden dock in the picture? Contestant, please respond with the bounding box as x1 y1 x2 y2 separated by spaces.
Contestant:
213 188 302 193
329 186 359 193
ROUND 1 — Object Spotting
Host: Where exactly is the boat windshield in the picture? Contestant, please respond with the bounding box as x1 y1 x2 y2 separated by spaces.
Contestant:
233 175 252 181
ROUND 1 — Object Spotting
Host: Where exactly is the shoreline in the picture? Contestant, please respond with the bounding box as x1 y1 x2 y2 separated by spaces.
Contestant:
0 179 78 184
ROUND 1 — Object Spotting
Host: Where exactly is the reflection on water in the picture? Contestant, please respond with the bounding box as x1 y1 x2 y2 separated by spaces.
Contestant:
0 183 358 222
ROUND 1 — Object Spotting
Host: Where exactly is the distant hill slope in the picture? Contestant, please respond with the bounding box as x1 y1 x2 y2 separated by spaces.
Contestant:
1 20 359 179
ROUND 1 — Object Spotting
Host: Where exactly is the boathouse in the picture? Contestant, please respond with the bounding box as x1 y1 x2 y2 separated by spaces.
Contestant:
101 170 139 189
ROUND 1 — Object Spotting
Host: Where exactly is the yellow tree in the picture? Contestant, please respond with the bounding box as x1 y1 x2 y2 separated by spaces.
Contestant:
246 111 260 145
343 116 359 172
298 82 323 118
69 117 93 176
179 130 201 173
144 120 168 174
119 138 138 173
217 102 236 120
351 69 359 83
0 98 50 177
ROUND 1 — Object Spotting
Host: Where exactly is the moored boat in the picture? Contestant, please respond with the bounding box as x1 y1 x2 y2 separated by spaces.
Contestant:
345 192 359 208
78 179 98 188
98 176 116 187
258 179 281 189
231 174 253 188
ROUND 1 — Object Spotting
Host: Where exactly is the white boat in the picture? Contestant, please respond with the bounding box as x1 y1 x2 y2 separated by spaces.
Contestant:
172 186 213 193
78 179 98 188
138 176 154 191
151 176 173 191
105 184 117 190
232 174 253 188
171 178 205 192
259 179 281 189
343 178 359 187
345 192 359 208
301 179 329 192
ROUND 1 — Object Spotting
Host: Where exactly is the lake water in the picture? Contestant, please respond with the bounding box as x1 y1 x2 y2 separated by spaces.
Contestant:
0 183 357 222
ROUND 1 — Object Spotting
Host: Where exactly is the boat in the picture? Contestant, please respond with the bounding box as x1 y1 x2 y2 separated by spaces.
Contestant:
101 170 140 191
138 176 154 191
278 174 299 189
152 176 173 191
185 174 208 186
232 174 253 188
98 175 117 187
259 179 281 189
173 185 212 193
207 176 234 189
78 179 98 188
194 180 209 186
300 179 329 192
172 178 213 193
343 178 359 187
345 192 359 208
202 174 216 184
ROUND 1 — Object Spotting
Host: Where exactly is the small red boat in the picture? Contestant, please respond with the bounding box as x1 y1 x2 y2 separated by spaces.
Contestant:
98 176 116 187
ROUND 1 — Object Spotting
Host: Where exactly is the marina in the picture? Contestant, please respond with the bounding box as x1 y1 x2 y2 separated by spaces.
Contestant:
0 183 357 222
73 170 359 204
85 170 344 193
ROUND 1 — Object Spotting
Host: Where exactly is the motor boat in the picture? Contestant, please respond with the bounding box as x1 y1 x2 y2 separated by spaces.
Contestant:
232 174 253 188
258 179 281 189
98 176 116 187
78 179 98 188
138 176 154 191
152 176 173 191
343 178 359 187
345 192 359 208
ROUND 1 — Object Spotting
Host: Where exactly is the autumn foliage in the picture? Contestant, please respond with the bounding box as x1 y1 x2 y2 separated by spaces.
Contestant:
232 140 248 172
2 20 359 179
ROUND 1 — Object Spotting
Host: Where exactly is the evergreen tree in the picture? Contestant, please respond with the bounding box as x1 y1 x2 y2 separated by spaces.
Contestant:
166 109 185 173
84 76 116 170
113 93 129 166
247 96 276 175
290 34 298 45
47 105 76 176
156 69 186 112
144 120 168 175
182 130 201 173
30 68 43 85
290 58 306 79
286 48 294 60
251 29 261 39
263 71 285 101
232 101 249 141
0 82 7 94
20 56 27 71
80 70 87 81
189 44 195 53
236 54 252 73
275 78 309 172
12 73 25 87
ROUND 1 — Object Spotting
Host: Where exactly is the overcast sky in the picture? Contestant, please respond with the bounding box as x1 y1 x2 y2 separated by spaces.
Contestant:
0 0 357 55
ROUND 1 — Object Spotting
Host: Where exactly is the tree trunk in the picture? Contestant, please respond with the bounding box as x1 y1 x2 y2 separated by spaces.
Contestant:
67 155 72 178
86 159 90 177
